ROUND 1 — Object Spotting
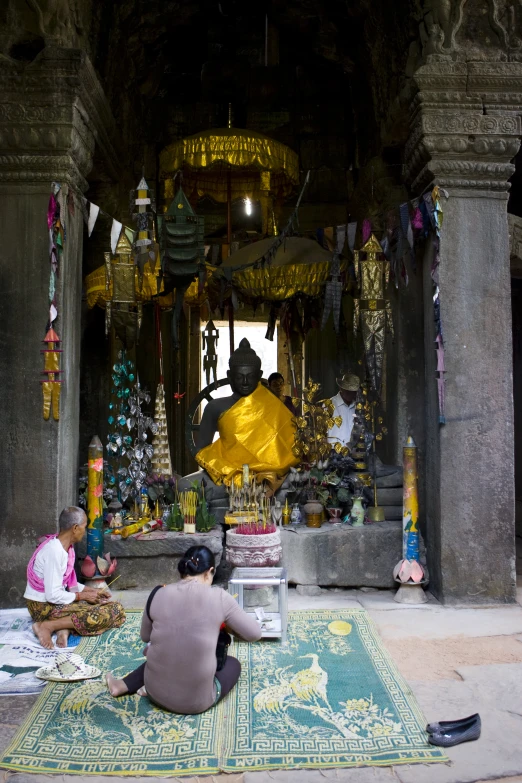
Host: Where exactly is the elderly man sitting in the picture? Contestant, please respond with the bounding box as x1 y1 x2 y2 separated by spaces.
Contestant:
24 506 126 650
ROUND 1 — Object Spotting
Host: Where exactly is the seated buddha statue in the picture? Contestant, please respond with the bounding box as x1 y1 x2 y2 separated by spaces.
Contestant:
179 338 298 497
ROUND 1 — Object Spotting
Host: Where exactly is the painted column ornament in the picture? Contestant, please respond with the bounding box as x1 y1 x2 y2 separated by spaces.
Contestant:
87 435 104 566
393 436 427 603
41 328 62 420
353 234 393 398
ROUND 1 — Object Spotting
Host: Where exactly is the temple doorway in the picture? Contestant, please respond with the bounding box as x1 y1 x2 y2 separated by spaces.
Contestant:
199 320 278 399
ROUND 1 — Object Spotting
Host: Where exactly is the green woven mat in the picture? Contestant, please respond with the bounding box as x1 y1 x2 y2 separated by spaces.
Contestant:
0 609 447 776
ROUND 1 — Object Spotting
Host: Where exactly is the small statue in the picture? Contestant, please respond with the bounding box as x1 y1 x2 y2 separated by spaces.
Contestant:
202 320 219 386
271 500 283 527
109 512 123 529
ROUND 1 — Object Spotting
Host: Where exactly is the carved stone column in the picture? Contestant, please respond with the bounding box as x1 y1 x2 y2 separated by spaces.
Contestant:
0 48 117 605
405 60 522 604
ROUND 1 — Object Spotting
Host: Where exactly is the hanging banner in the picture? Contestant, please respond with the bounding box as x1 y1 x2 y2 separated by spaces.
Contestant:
347 222 357 252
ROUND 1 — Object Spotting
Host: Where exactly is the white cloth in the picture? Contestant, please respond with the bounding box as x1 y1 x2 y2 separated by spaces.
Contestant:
327 392 355 446
23 539 84 605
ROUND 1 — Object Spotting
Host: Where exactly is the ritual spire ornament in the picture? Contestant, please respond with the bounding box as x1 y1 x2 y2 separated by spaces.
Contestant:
41 328 62 420
353 234 394 398
151 303 173 475
130 174 156 286
151 383 172 476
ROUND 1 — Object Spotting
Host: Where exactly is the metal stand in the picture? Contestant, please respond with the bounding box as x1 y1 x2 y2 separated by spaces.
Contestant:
394 579 428 604
229 567 288 643
83 576 109 591
367 504 385 522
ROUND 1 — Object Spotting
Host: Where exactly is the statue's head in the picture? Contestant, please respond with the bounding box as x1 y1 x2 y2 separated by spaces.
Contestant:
228 338 262 396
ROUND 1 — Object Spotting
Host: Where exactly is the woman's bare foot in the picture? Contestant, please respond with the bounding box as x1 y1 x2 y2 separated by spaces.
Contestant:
137 686 148 697
56 629 70 648
106 672 129 698
32 622 54 650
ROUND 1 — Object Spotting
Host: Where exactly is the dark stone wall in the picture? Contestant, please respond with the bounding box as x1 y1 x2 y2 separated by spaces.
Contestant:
0 191 84 606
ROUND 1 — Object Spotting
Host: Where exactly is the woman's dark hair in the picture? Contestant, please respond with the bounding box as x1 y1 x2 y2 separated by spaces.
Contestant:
268 372 284 384
178 545 215 578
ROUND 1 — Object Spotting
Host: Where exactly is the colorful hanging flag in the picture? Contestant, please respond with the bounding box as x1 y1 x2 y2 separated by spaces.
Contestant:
110 219 123 254
88 202 100 237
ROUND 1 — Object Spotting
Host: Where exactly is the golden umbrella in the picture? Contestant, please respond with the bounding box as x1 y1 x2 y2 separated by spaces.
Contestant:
159 127 299 239
212 237 348 301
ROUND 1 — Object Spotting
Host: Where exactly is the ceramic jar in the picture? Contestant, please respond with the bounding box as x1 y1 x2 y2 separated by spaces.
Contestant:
327 507 342 522
303 499 323 528
350 496 365 527
290 503 302 524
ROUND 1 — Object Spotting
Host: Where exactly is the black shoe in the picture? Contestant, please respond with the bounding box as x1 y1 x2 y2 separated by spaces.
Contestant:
428 717 481 747
426 713 479 734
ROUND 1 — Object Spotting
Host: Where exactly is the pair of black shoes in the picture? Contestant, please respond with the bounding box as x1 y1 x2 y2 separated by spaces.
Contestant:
426 713 481 747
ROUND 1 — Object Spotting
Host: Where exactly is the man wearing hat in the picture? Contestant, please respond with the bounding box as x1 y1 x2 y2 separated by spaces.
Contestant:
327 372 360 447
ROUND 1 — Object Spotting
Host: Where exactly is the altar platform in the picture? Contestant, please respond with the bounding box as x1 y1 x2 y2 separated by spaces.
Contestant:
78 528 223 589
78 521 401 590
280 520 403 589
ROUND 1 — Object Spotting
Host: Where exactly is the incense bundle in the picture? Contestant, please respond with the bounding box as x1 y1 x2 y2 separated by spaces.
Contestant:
180 490 198 533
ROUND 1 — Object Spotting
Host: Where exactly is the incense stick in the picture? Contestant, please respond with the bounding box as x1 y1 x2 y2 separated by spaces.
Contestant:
105 574 121 589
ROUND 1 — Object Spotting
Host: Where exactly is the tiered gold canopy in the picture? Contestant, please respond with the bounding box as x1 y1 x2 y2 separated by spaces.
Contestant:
160 128 299 203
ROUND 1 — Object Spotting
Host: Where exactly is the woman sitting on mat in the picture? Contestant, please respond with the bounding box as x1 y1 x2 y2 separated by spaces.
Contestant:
106 545 262 714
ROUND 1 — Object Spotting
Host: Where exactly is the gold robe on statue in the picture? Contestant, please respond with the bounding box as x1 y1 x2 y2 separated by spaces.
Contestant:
196 384 298 486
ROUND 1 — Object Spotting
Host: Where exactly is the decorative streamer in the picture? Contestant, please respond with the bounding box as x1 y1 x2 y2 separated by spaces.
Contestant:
362 219 372 244
321 253 343 333
335 224 347 254
43 182 65 421
430 186 447 424
347 221 357 252
41 328 62 421
412 207 423 231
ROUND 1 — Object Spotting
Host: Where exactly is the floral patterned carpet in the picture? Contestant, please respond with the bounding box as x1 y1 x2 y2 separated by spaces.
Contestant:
0 609 447 776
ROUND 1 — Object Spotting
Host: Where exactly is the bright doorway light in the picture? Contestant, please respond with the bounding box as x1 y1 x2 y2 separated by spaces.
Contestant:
200 320 277 405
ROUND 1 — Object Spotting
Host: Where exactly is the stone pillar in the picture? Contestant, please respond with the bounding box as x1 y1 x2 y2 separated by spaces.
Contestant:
0 49 117 606
405 60 522 603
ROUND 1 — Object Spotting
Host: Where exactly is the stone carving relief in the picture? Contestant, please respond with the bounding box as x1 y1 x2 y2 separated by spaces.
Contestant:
404 59 522 192
0 47 119 191
418 0 522 60
0 0 88 57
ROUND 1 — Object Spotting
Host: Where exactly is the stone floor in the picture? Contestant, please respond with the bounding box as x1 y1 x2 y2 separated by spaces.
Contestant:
1 575 522 783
